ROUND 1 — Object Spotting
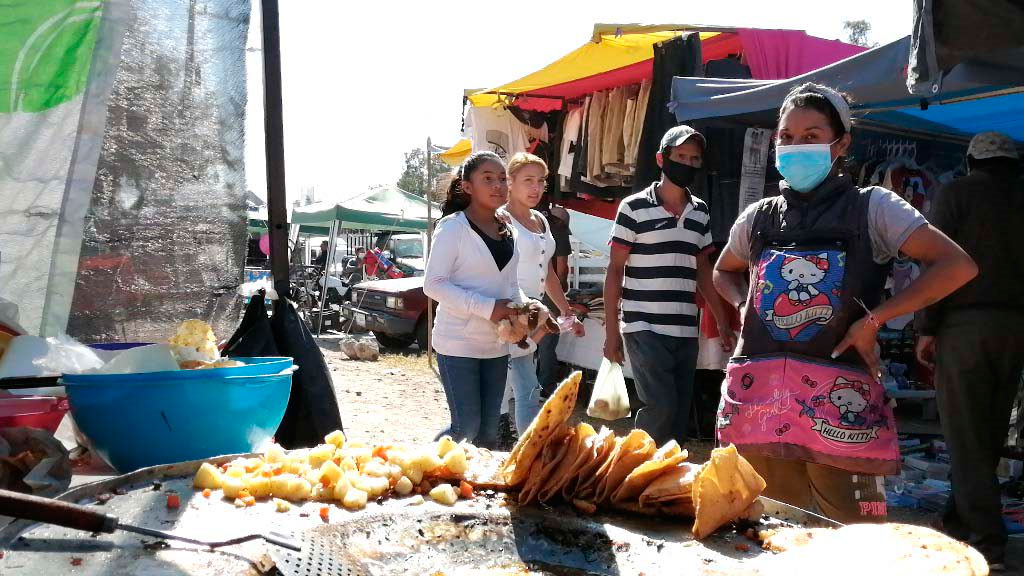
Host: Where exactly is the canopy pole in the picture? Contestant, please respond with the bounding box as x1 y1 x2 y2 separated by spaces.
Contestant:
261 0 290 298
316 220 339 337
426 137 434 368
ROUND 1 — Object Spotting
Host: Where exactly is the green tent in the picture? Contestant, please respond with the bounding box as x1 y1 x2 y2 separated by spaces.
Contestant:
292 186 437 232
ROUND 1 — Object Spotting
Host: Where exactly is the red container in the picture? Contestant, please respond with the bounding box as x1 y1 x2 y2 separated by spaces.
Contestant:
0 396 69 433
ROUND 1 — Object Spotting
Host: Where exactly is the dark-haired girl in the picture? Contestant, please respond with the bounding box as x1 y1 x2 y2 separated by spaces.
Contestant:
713 83 976 523
424 151 521 449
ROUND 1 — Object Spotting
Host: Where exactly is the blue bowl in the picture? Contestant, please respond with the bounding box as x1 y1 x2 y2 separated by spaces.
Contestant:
62 357 294 472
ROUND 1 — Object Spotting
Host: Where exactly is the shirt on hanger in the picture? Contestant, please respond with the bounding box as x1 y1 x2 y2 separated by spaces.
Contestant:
558 106 584 179
464 105 529 160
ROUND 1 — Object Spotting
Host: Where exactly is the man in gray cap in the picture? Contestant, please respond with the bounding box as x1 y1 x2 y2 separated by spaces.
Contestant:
604 125 734 445
917 131 1024 570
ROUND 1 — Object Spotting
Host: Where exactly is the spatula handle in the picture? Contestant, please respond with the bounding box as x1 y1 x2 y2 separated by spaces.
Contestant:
0 488 118 534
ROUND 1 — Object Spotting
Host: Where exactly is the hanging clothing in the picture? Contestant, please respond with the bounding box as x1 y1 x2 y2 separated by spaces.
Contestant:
634 33 703 192
628 79 652 169
602 86 628 174
464 106 530 160
586 90 607 182
557 106 584 180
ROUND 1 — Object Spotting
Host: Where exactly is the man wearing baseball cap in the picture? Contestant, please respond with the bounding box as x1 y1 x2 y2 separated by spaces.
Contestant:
604 125 734 445
917 131 1024 570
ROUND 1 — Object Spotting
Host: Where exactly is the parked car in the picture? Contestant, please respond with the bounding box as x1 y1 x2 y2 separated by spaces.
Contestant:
341 276 432 350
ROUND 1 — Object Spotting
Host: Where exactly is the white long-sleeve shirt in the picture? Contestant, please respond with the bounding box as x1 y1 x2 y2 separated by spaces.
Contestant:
424 211 523 358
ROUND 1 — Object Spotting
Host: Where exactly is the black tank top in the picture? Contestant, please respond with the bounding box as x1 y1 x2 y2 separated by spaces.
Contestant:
466 216 514 271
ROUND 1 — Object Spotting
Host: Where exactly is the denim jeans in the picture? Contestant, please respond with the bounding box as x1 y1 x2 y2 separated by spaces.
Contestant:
622 331 698 446
508 354 543 433
436 353 509 449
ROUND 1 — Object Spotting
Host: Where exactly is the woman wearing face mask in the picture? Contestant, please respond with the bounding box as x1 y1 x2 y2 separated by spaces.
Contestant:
502 153 584 434
424 151 522 449
713 83 976 523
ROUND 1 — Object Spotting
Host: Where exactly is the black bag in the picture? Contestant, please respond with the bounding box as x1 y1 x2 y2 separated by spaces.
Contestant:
224 291 344 448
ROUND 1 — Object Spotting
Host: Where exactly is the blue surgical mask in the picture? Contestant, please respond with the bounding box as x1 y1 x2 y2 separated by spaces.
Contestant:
775 140 839 193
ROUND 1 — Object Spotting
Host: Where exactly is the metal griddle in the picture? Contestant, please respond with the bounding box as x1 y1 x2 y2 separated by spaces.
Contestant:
0 455 837 576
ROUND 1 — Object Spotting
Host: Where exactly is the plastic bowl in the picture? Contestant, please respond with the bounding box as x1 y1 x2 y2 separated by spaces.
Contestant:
0 396 69 433
61 357 294 473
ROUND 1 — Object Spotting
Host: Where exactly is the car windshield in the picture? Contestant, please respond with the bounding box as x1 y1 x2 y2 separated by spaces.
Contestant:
392 237 423 259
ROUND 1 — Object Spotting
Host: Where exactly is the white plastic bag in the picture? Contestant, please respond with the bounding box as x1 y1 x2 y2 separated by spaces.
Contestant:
586 358 631 420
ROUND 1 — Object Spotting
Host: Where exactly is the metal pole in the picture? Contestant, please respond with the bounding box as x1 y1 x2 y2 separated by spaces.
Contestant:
426 137 434 367
261 0 290 299
316 220 338 337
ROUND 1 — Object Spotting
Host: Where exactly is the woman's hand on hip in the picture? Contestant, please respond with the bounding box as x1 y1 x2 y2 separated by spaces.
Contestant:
832 317 882 382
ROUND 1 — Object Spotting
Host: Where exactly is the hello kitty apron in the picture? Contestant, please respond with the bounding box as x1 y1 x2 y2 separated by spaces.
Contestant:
718 177 900 475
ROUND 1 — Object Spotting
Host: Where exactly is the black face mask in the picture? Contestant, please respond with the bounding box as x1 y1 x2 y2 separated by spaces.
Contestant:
662 157 700 188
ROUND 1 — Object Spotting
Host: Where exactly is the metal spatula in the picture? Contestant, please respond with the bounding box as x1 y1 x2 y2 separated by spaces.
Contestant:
0 488 301 551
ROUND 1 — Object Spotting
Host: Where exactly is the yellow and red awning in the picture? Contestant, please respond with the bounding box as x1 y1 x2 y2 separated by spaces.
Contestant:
467 26 742 111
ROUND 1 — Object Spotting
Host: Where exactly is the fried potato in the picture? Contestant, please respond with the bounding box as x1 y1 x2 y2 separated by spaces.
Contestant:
691 445 766 540
429 483 458 505
270 474 297 499
264 443 287 464
502 371 582 487
438 436 457 457
244 474 272 499
324 430 346 448
308 444 336 468
394 476 414 496
593 429 656 503
193 462 223 490
343 487 368 510
221 476 246 499
319 460 344 486
443 445 468 475
611 440 687 503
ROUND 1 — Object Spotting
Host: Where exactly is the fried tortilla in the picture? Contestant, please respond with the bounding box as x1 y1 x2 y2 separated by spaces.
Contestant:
561 426 615 501
638 461 701 507
502 371 582 487
593 428 656 503
536 422 595 502
518 424 573 505
760 523 989 576
611 440 688 503
691 444 767 540
573 432 620 501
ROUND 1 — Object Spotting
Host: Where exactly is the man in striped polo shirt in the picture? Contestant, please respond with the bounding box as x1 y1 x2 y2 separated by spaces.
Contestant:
604 125 734 445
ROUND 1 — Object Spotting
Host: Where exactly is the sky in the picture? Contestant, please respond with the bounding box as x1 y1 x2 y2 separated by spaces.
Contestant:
245 0 912 205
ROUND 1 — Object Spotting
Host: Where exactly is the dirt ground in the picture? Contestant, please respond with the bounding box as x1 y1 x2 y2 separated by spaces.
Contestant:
320 335 1023 569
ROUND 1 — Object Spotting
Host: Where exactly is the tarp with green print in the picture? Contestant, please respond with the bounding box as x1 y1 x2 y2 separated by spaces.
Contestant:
0 1 102 113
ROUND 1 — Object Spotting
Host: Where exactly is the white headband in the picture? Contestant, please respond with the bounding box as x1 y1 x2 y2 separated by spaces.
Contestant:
789 85 852 132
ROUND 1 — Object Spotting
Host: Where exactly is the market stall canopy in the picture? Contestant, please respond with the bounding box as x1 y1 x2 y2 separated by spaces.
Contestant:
247 207 330 236
669 36 1024 141
466 26 864 112
437 138 473 167
908 0 1024 95
292 186 438 232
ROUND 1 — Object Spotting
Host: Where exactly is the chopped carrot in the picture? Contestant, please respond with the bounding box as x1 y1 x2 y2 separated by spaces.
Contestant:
372 446 389 460
260 468 273 478
237 489 251 500
70 557 83 566
320 474 333 489
271 463 284 475
433 466 453 477
459 481 474 500
202 489 212 499
319 506 330 522
242 496 256 507
166 493 181 509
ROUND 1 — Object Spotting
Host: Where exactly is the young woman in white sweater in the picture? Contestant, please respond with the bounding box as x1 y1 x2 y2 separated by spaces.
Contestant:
423 151 521 448
502 153 584 433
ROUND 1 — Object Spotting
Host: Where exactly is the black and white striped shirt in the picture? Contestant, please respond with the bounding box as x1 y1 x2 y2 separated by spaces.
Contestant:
609 184 712 338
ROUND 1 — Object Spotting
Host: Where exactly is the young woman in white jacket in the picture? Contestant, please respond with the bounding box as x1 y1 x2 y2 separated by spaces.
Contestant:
502 153 584 433
423 151 521 448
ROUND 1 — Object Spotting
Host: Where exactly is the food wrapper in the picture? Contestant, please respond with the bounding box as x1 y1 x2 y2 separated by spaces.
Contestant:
0 427 71 500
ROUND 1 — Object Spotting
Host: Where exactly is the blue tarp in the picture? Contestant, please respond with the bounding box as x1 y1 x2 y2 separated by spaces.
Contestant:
670 37 1024 142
